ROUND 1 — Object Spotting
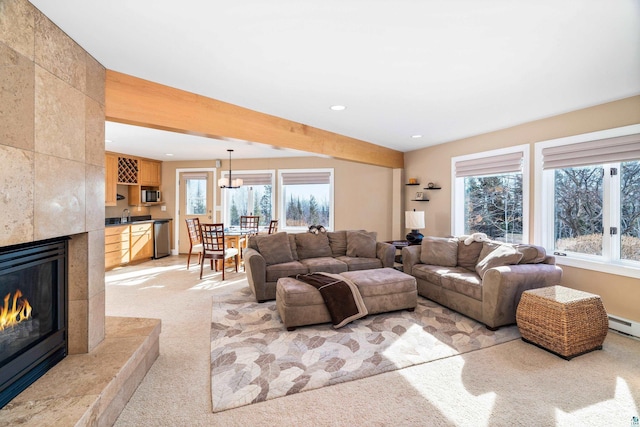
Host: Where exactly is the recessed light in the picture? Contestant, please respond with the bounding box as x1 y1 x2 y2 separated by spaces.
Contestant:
165 153 174 157
411 134 423 139
105 139 112 143
330 105 346 111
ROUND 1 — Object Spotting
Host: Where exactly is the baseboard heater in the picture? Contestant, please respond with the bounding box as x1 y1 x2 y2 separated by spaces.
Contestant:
608 315 640 339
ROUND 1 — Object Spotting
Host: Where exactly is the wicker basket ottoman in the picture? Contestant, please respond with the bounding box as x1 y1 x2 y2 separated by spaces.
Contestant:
516 285 608 359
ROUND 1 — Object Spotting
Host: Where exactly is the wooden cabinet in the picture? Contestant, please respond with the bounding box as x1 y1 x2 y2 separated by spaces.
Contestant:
105 152 163 206
117 156 139 184
138 159 161 186
105 153 118 206
130 223 154 262
105 223 154 269
105 225 130 269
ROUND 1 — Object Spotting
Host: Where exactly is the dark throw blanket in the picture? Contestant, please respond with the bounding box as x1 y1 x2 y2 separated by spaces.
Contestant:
293 272 368 328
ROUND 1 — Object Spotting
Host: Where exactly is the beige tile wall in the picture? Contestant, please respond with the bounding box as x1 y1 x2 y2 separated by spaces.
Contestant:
0 0 106 353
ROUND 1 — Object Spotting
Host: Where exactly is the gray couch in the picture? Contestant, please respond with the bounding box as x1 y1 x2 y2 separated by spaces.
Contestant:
244 230 396 302
402 236 563 329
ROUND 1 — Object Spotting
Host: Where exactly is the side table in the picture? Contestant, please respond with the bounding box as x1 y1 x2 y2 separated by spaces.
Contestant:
516 285 608 360
385 240 420 270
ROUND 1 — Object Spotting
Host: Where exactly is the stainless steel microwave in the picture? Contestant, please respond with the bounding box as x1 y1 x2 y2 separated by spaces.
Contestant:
141 190 161 203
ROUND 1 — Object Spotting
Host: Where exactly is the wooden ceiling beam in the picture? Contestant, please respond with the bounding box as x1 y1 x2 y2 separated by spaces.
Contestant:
105 70 404 168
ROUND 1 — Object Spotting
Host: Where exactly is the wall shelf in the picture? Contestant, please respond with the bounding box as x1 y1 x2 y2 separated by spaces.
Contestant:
423 187 442 190
405 183 420 186
410 199 430 202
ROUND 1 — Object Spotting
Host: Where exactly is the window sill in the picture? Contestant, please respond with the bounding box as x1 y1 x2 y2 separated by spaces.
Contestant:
555 256 640 279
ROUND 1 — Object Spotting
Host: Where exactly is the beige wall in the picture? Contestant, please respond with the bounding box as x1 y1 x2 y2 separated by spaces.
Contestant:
156 156 396 249
404 95 640 322
0 0 106 353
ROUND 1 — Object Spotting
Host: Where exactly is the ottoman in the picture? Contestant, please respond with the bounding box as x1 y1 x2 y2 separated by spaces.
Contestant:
276 267 417 330
516 285 608 359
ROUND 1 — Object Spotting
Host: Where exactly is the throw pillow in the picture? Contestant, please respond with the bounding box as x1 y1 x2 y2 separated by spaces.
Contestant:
514 244 547 264
457 238 484 271
420 236 458 267
255 232 294 266
327 231 348 257
346 231 377 258
295 233 333 260
475 244 523 278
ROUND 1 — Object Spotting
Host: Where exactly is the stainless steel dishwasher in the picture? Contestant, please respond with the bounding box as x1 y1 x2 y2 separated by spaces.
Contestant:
153 219 171 259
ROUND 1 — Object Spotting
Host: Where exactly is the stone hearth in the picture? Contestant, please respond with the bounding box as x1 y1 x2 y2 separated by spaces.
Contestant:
0 317 160 426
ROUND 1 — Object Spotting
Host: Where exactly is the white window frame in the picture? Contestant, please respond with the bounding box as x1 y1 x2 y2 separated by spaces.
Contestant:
278 168 334 232
451 144 530 242
534 123 640 279
220 169 275 229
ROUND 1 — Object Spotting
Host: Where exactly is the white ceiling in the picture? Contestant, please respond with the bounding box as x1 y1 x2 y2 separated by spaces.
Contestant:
29 0 640 161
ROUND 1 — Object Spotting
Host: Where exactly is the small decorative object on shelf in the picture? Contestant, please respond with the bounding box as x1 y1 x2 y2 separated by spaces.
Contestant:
424 182 442 190
408 178 418 184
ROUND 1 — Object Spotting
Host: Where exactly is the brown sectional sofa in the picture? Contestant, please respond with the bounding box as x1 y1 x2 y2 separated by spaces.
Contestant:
244 230 396 302
402 236 563 329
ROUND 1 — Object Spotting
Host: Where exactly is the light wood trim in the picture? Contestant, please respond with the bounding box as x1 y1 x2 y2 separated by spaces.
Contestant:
105 70 404 169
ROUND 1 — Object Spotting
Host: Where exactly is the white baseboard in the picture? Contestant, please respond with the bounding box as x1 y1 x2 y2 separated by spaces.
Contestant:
608 314 640 339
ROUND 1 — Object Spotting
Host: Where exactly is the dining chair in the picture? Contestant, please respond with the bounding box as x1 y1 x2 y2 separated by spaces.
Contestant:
268 219 279 234
239 215 260 257
199 223 239 280
185 218 202 270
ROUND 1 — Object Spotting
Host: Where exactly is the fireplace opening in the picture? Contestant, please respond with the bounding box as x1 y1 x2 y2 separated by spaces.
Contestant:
0 237 68 409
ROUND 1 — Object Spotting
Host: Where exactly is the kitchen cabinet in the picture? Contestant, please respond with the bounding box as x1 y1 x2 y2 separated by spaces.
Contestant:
105 152 163 206
105 222 154 269
105 225 130 269
138 159 161 186
130 223 154 262
105 153 118 206
117 155 139 184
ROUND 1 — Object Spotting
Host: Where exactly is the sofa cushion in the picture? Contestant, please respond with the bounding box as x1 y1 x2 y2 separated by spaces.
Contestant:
336 256 383 271
327 231 348 257
265 261 309 282
475 243 523 278
346 231 377 258
299 257 348 274
411 264 460 287
515 244 547 264
295 233 333 260
441 270 483 301
255 232 294 265
457 238 484 271
420 236 458 267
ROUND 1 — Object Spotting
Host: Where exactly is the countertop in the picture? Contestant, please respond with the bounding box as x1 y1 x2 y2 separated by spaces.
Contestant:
105 216 172 227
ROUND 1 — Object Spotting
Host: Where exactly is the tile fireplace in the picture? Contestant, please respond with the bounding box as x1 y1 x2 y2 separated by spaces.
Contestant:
0 237 68 408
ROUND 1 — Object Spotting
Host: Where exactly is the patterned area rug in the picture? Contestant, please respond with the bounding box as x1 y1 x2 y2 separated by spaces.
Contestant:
211 287 520 412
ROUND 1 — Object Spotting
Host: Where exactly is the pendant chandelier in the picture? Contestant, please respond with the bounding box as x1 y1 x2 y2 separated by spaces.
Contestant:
218 149 243 189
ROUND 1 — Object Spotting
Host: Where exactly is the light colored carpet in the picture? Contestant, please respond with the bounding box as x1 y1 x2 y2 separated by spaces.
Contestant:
107 256 640 426
211 286 520 412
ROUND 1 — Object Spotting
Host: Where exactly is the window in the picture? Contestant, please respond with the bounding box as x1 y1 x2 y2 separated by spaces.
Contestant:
452 145 529 243
185 174 208 215
278 169 334 231
536 124 640 276
220 171 274 228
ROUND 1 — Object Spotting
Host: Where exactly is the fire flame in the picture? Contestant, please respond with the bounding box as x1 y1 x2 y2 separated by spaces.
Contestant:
0 290 33 332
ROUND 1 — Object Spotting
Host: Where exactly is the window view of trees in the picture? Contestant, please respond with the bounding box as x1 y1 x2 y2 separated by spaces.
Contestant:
186 178 207 215
553 161 640 261
464 174 523 242
620 161 640 261
553 166 603 255
283 184 330 227
227 185 272 227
